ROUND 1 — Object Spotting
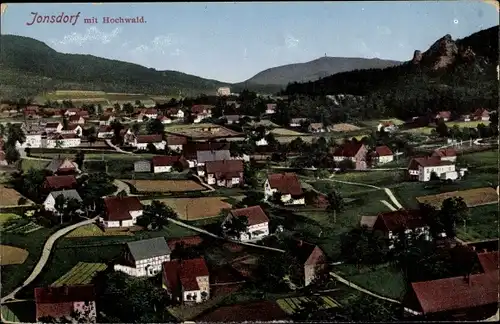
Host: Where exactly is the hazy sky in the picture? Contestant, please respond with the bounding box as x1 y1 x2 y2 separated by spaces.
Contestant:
1 2 498 83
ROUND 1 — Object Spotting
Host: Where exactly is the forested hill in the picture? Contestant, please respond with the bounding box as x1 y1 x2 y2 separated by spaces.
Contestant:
0 34 233 99
282 26 499 119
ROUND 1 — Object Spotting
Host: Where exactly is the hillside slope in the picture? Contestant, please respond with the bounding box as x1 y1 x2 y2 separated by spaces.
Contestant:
0 34 232 99
241 57 402 86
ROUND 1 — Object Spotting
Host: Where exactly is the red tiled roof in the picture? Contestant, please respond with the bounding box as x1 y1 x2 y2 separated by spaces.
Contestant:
162 258 209 293
294 240 327 266
266 103 277 110
166 135 187 146
267 172 303 196
77 111 89 117
191 105 213 114
477 251 499 273
65 108 80 113
195 301 290 322
141 108 158 114
44 175 77 190
432 148 457 158
98 125 113 133
332 142 364 157
205 160 243 174
373 210 426 232
35 285 95 320
99 115 113 121
374 145 393 156
473 108 489 117
409 157 454 169
229 205 269 226
167 235 203 251
436 111 452 118
136 134 163 144
180 276 199 291
408 271 498 314
183 142 230 155
68 115 82 122
151 155 182 167
103 196 143 221
167 107 181 115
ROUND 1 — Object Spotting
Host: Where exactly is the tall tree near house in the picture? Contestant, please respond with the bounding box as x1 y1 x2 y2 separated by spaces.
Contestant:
146 143 157 154
55 140 63 149
435 119 449 137
62 116 69 130
488 110 498 136
6 123 26 147
200 291 208 301
420 203 443 238
141 200 178 230
54 196 81 224
223 215 249 240
88 134 97 147
293 296 324 321
146 118 165 135
326 190 344 224
122 102 134 115
5 146 20 164
131 122 141 134
113 103 121 112
74 151 85 169
110 120 124 145
440 196 469 237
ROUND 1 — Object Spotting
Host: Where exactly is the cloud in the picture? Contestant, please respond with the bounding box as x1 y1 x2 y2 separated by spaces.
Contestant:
50 26 122 47
376 26 392 36
131 34 175 55
170 48 182 56
285 34 300 48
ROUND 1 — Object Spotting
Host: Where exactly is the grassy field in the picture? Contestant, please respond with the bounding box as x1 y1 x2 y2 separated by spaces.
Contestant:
416 187 498 208
0 213 21 227
402 120 491 135
459 150 498 169
270 128 305 136
66 224 134 238
328 123 363 132
0 245 29 265
141 197 232 220
1 301 35 323
52 262 108 286
456 204 498 242
276 295 339 314
20 158 50 171
124 179 205 193
0 186 33 207
360 118 405 128
330 170 405 189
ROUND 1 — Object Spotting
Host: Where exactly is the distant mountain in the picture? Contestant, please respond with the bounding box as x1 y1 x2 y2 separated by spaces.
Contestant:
0 34 233 99
241 57 402 86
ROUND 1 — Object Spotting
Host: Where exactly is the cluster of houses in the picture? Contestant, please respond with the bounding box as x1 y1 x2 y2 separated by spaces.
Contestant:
436 108 491 122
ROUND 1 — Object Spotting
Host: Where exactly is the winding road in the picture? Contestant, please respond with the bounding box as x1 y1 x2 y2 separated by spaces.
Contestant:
1 217 98 303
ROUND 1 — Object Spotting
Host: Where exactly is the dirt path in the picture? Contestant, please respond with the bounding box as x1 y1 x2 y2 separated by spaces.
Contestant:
380 200 397 211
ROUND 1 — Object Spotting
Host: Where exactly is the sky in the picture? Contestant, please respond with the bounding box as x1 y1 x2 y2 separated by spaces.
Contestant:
1 2 498 83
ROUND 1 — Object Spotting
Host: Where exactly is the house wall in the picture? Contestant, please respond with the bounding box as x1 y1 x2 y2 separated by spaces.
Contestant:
97 132 114 139
419 164 456 182
134 161 151 173
183 289 202 303
440 156 457 162
46 138 81 148
153 165 172 173
385 226 431 249
132 254 171 277
100 210 142 228
239 222 269 242
73 301 97 323
263 180 276 200
43 194 56 211
378 155 394 164
304 263 326 286
22 134 43 148
168 144 183 152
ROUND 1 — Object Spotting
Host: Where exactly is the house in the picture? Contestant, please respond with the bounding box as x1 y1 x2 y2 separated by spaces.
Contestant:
289 118 308 127
158 115 173 124
217 87 231 96
64 108 81 117
332 142 368 170
359 215 378 229
195 301 290 322
43 189 83 212
60 124 83 136
24 107 40 119
166 135 187 152
204 160 244 187
461 114 471 122
407 157 458 182
162 258 210 304
191 105 213 123
68 115 85 125
255 137 268 146
133 134 166 151
435 111 451 122
45 158 78 175
120 128 135 144
134 160 151 173
223 115 240 125
370 145 394 165
97 125 114 139
43 175 77 192
114 237 171 277
35 285 96 323
473 108 490 121
377 121 399 133
140 108 158 119
403 271 498 321
100 196 143 228
152 155 187 173
167 108 185 119
222 205 269 242
77 110 89 119
372 210 430 249
265 103 276 114
431 148 457 162
21 132 43 148
183 142 231 167
308 123 325 133
225 100 241 109
45 122 63 134
264 172 305 205
99 115 115 126
292 240 327 286
45 134 81 148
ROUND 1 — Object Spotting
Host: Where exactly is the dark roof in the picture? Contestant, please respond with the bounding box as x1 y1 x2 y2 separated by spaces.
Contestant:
229 205 269 226
374 145 393 156
183 142 231 159
473 108 490 117
103 196 143 221
68 115 82 122
49 190 82 202
432 148 457 158
136 134 163 144
292 240 326 266
45 122 61 128
162 258 209 293
267 172 303 196
373 210 426 233
408 271 498 314
167 235 203 251
35 284 95 304
436 111 452 118
44 175 77 190
99 115 113 121
166 135 188 145
152 155 182 167
195 301 290 322
205 159 243 174
98 125 113 133
477 251 499 273
191 105 213 114
332 142 364 157
127 237 171 261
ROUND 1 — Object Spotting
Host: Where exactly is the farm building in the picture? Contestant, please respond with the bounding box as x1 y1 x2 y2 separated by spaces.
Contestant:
152 155 188 173
97 125 114 139
45 122 63 134
42 175 78 192
290 240 328 287
68 115 85 125
99 115 115 126
43 189 83 212
222 205 270 242
204 159 244 187
183 142 231 167
114 237 171 277
166 135 187 152
370 146 394 165
60 124 83 136
134 160 151 173
158 115 172 124
264 172 305 205
166 107 185 119
407 157 459 182
331 142 368 170
222 115 241 125
473 108 490 121
431 148 457 162
45 134 81 149
162 257 210 304
35 284 97 323
45 158 78 175
435 111 451 122
289 118 308 127
132 134 166 151
372 210 430 249
308 123 325 133
100 196 143 228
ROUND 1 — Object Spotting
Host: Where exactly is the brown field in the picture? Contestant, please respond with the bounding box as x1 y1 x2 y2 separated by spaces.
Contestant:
0 245 29 265
416 187 499 208
123 180 205 192
0 186 32 207
328 123 362 132
166 123 242 139
142 197 232 220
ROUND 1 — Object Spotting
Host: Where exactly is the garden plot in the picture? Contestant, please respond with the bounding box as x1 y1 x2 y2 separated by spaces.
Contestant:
141 197 232 220
52 262 108 286
124 180 205 193
277 295 339 314
0 245 29 265
416 187 498 208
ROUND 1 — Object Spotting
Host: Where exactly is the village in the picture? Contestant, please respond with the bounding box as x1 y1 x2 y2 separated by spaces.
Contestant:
0 88 498 323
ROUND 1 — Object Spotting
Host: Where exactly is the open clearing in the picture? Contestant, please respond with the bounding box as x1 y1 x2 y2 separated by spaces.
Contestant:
447 120 491 128
0 245 29 265
0 185 33 207
416 187 498 208
457 204 498 242
360 118 404 128
277 295 339 314
52 262 108 287
270 128 305 136
66 224 134 237
165 123 241 138
0 213 21 227
123 179 205 192
141 197 232 220
328 123 362 132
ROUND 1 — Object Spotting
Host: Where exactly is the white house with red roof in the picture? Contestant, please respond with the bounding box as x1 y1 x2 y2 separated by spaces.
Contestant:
167 107 185 119
435 111 451 122
162 258 210 304
132 134 166 151
45 134 81 148
100 196 143 228
473 108 490 121
204 160 244 187
265 103 277 114
166 135 187 152
60 124 83 137
68 115 85 125
264 172 305 205
158 115 173 124
371 145 394 165
99 115 115 126
431 148 457 162
407 157 459 182
332 142 368 170
97 125 114 139
151 155 187 173
222 205 270 242
45 122 63 134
